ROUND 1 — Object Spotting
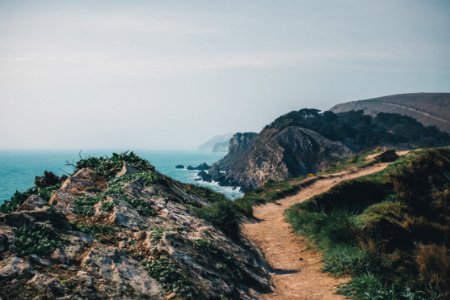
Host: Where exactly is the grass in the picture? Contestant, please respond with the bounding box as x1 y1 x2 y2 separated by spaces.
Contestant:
234 180 303 217
285 148 450 299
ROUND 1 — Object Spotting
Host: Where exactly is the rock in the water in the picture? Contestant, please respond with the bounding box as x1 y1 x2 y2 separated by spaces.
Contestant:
187 162 210 171
175 164 184 169
17 195 46 212
197 170 212 182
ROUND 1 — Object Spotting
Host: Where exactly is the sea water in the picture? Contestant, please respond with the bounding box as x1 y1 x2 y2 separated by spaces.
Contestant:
0 150 243 204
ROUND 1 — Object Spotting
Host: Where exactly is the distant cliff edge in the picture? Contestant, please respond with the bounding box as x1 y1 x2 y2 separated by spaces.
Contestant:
330 93 450 133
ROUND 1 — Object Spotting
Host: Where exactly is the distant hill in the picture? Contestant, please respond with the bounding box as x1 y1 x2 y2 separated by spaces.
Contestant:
198 133 234 152
209 107 450 191
330 93 450 133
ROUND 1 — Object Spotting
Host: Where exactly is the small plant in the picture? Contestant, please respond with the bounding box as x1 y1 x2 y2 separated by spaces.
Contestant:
76 223 119 241
101 201 114 212
14 223 61 256
73 195 103 216
150 227 165 240
144 258 197 298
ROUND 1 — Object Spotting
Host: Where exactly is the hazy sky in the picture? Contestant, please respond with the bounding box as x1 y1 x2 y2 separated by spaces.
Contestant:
1 0 449 150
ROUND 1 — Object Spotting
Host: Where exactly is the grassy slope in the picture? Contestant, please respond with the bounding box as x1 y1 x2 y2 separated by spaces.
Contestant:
285 148 450 299
234 149 381 218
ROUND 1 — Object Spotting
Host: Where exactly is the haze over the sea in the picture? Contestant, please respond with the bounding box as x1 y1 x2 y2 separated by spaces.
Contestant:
1 0 450 150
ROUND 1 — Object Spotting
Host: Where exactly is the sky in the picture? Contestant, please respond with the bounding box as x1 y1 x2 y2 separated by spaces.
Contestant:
0 0 449 150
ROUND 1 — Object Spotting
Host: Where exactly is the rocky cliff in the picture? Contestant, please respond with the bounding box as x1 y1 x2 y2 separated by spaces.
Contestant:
210 128 351 191
209 106 450 191
0 153 270 299
330 93 450 133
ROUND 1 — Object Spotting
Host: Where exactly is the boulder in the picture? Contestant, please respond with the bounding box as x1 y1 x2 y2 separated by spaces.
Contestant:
17 195 46 212
175 165 185 169
0 257 32 279
81 247 163 299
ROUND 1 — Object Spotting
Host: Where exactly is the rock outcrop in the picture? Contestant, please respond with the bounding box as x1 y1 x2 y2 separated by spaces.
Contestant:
210 128 351 191
0 154 271 299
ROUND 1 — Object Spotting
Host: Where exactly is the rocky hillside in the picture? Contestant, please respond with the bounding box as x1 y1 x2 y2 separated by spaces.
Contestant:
330 93 450 133
209 108 450 191
0 152 270 299
210 128 352 191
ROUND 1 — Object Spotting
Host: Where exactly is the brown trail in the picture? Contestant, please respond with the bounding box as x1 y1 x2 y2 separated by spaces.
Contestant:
243 162 392 300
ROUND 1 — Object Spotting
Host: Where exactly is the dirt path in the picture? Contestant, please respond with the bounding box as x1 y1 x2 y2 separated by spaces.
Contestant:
243 163 391 300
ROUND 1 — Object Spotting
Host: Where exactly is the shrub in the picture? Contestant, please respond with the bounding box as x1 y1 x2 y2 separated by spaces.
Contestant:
196 200 240 239
75 151 154 179
415 244 449 292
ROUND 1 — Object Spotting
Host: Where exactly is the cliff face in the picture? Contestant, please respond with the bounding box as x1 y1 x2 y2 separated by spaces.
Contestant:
0 154 270 299
330 93 450 133
210 128 351 191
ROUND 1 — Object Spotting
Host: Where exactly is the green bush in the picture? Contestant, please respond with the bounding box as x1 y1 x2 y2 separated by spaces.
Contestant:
196 200 240 239
75 151 154 179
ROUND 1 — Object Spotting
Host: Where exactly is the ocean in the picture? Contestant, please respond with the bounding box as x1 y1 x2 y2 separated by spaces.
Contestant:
0 150 243 204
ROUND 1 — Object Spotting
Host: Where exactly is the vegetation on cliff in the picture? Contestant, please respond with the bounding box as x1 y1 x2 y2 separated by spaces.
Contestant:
285 148 450 299
269 109 450 151
0 152 270 299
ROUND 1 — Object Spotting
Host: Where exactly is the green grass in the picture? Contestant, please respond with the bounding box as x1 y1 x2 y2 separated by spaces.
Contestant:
234 180 303 217
285 148 450 299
